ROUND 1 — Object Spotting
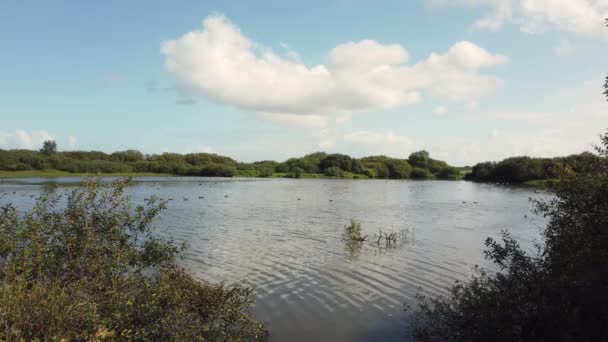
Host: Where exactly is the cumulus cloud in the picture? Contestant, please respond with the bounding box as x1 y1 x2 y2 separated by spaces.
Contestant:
433 105 447 116
427 0 608 38
0 130 54 150
161 15 507 122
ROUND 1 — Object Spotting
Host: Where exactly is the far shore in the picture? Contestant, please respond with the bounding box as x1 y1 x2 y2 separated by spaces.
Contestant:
0 170 171 179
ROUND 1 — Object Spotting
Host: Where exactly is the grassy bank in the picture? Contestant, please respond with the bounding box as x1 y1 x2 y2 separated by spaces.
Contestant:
0 170 170 178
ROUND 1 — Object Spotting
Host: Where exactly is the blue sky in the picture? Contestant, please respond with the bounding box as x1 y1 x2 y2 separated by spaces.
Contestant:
1 0 607 165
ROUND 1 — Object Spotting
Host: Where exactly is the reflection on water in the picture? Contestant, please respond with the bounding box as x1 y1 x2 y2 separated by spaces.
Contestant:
0 177 551 341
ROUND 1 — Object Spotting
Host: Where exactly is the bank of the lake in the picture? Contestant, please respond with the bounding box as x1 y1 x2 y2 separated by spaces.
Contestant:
0 170 170 178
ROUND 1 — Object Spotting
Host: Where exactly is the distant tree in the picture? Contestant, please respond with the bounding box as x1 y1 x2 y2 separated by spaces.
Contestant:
324 166 343 177
428 159 448 174
112 150 144 163
40 140 57 155
408 150 430 169
258 167 273 178
411 167 432 179
385 159 412 179
320 154 354 172
436 166 460 180
287 167 304 178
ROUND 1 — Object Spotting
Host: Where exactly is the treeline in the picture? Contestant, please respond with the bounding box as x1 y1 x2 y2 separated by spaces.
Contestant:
465 152 600 184
0 142 461 179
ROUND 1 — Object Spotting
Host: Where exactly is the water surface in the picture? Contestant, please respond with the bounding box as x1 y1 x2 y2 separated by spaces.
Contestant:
0 177 550 341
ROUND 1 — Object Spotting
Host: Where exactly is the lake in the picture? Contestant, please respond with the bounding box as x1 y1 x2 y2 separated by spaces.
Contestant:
0 177 551 341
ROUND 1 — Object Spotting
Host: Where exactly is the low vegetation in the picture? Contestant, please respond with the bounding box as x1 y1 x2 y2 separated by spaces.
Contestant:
464 153 599 185
0 145 462 180
0 177 265 340
343 219 366 242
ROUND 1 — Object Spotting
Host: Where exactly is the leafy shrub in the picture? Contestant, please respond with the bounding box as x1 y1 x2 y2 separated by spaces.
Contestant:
343 219 366 241
0 178 264 340
6 163 32 171
286 167 304 178
436 166 460 180
385 159 412 179
324 166 343 177
411 167 432 179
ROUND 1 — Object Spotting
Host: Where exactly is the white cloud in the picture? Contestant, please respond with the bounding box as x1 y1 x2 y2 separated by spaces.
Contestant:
335 112 353 124
554 38 576 57
258 113 328 128
428 0 608 38
433 105 447 116
0 130 54 150
161 15 507 124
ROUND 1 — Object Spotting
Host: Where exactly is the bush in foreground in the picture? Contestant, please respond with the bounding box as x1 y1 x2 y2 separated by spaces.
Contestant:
0 177 264 341
410 130 608 341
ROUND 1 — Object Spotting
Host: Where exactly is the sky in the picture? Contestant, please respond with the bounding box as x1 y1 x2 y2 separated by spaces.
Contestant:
1 0 607 166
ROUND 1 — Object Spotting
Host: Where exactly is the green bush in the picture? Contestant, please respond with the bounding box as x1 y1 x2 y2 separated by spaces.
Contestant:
0 178 264 340
436 166 460 180
324 166 343 177
411 167 432 179
7 163 32 171
343 219 365 241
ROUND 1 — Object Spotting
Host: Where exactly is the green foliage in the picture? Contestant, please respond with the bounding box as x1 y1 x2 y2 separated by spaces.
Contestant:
428 159 448 173
466 153 600 184
408 150 430 168
324 166 344 177
0 146 458 180
0 177 264 340
436 166 460 180
411 129 608 341
411 167 432 179
384 159 412 179
111 150 144 163
40 140 57 155
343 220 366 241
286 167 304 178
